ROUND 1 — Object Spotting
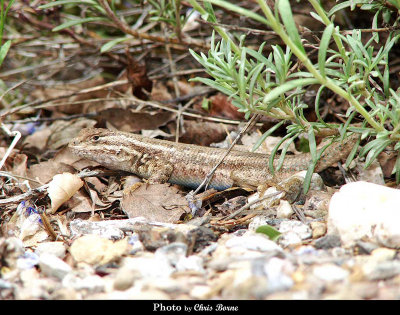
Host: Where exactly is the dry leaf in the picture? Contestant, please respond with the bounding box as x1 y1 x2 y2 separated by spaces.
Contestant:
46 118 97 150
167 120 235 146
48 172 84 213
150 81 173 102
199 93 245 120
121 183 190 223
27 160 76 188
100 109 173 133
23 127 52 151
0 148 28 177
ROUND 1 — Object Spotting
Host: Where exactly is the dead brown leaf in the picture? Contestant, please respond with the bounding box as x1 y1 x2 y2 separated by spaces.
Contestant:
31 76 126 115
121 183 190 223
27 160 76 188
197 93 245 120
378 151 397 178
23 128 53 152
126 52 153 100
150 81 173 102
167 120 235 146
99 109 174 133
46 118 97 150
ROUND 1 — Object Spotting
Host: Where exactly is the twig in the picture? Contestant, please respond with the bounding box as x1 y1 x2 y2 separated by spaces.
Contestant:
221 190 283 221
195 114 260 195
98 0 208 50
186 114 260 215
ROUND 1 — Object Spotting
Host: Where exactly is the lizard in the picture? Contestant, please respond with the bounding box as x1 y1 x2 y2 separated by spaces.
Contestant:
68 127 358 190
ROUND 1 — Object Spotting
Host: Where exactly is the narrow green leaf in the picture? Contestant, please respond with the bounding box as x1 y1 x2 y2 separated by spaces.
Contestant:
276 135 296 171
39 0 97 9
252 120 285 152
308 129 317 161
248 63 264 107
395 153 400 184
238 49 246 100
205 0 269 25
303 160 317 194
263 78 319 104
318 24 334 77
278 0 305 54
365 139 391 167
256 225 282 241
345 134 360 167
190 77 234 95
0 40 11 67
100 37 129 53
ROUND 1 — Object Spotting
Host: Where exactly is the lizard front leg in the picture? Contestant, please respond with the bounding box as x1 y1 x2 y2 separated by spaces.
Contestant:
135 153 174 184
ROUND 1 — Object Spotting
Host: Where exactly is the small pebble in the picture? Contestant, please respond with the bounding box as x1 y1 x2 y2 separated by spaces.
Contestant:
276 200 294 219
314 234 341 249
39 253 72 280
313 264 349 282
310 221 327 239
225 233 281 252
35 242 67 259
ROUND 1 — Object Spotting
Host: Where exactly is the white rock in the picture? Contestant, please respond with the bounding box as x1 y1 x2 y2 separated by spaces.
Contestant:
276 200 294 219
225 233 281 252
263 257 294 292
176 255 205 273
313 264 349 282
35 242 66 259
120 256 175 278
278 220 312 246
39 253 72 280
62 274 105 293
328 181 400 248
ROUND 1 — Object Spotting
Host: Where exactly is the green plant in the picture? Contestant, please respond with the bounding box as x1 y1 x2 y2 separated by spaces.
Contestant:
0 0 15 68
39 0 198 52
187 0 400 189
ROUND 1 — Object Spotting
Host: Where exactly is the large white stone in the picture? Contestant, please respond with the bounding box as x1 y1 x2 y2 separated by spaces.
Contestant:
328 181 400 248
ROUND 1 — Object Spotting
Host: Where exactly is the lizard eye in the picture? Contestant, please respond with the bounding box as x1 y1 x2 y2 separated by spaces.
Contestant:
91 135 100 142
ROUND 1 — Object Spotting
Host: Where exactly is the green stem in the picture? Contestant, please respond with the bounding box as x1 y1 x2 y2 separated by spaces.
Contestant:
187 0 241 55
256 0 383 132
308 0 348 63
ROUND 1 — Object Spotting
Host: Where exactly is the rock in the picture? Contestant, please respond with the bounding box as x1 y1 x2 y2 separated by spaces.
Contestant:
0 279 14 289
69 234 129 265
39 253 72 280
361 261 400 281
328 181 400 248
303 191 332 218
35 241 66 258
310 221 327 239
62 273 106 293
313 264 349 282
263 257 294 292
155 242 188 267
190 285 211 299
1 237 25 269
16 252 39 270
314 234 341 249
225 232 282 252
119 255 175 278
355 241 379 254
248 215 271 231
276 200 294 219
175 255 205 273
278 220 312 246
370 248 396 262
113 267 140 291
50 288 80 300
